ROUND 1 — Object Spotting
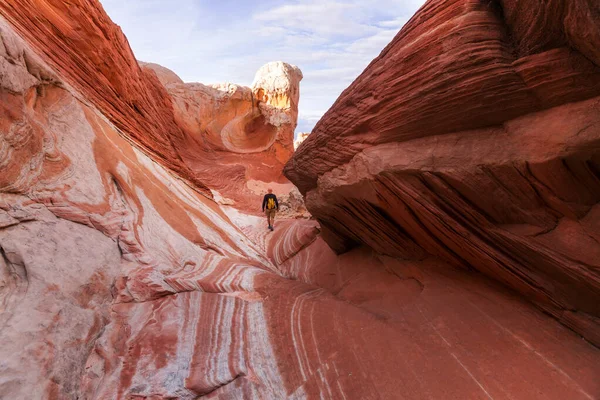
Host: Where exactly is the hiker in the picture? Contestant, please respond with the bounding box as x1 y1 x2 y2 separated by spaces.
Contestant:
262 188 279 231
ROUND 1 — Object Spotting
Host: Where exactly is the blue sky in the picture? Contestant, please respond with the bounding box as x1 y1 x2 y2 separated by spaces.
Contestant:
99 0 426 135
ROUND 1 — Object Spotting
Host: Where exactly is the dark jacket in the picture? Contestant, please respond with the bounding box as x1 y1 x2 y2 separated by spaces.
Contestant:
262 193 279 211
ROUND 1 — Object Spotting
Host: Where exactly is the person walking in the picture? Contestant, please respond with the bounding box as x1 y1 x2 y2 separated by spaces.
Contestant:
262 188 279 231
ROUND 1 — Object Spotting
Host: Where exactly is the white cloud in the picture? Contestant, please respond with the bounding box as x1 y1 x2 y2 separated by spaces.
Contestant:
378 16 411 29
253 1 376 38
347 28 400 54
99 0 427 136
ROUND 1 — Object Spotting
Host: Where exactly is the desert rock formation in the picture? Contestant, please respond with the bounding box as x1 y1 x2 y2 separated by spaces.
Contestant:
0 0 599 399
141 60 304 214
294 132 311 150
0 0 304 215
285 0 600 347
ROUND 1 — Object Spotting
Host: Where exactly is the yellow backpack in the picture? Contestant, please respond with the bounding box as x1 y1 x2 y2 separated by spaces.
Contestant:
267 197 276 210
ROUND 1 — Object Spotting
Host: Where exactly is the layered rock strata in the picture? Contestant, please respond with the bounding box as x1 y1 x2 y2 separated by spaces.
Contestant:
285 0 600 346
0 0 599 399
0 0 303 215
0 18 271 397
142 61 304 214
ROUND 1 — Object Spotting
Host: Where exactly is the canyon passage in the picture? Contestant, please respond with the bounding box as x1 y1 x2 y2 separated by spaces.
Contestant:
0 0 600 399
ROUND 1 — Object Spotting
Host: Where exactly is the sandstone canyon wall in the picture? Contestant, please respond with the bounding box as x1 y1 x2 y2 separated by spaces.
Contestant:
0 0 304 216
141 60 305 215
0 0 599 399
286 0 600 347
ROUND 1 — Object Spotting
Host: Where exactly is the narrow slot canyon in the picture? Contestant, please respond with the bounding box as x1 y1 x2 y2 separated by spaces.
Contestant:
0 0 599 399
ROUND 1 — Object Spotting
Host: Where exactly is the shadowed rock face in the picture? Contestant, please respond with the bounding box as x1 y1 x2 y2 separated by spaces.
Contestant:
0 0 599 399
285 0 600 346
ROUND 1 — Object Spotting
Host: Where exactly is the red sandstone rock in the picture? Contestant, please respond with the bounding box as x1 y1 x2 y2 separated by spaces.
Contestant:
0 0 216 196
287 0 600 193
148 60 304 214
285 0 600 346
0 0 599 399
0 1 304 211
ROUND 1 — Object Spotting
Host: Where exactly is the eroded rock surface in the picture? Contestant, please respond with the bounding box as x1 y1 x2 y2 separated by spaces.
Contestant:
142 60 304 214
0 0 304 215
285 0 600 346
0 0 598 399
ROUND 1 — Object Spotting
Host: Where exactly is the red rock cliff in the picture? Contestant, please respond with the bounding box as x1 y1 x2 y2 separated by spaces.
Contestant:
0 0 216 194
0 0 599 399
285 0 600 346
0 0 304 212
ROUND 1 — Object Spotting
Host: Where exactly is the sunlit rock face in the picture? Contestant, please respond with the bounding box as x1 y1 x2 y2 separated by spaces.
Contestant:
0 0 304 215
0 0 599 399
251 61 302 156
285 0 600 346
140 60 304 214
294 132 311 150
144 60 302 157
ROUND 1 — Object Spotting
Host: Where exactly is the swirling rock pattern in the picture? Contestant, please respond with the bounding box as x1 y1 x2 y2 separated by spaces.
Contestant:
0 0 304 215
0 0 598 399
285 0 600 345
146 60 304 214
0 17 269 397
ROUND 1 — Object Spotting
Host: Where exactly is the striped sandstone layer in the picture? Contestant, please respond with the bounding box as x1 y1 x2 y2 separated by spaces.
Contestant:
285 0 600 345
0 0 599 399
0 0 303 214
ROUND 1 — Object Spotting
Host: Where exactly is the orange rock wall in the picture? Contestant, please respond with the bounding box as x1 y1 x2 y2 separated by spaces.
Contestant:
285 0 600 345
0 0 303 213
0 0 599 399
